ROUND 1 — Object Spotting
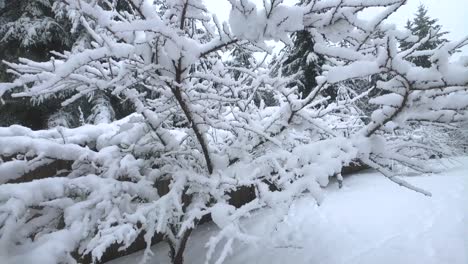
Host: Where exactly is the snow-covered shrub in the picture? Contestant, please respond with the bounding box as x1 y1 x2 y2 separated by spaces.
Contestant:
0 0 467 263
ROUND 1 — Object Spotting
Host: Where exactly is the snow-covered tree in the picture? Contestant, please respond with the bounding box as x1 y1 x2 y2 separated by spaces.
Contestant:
0 0 131 129
396 4 465 159
399 4 448 68
0 0 72 77
280 28 325 99
0 0 467 263
0 0 75 128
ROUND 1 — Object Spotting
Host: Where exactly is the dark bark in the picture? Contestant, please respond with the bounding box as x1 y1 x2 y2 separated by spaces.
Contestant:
5 159 73 184
172 228 193 264
172 58 214 174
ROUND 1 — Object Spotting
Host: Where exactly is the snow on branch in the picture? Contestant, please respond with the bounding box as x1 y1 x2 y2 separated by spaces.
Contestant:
0 0 467 263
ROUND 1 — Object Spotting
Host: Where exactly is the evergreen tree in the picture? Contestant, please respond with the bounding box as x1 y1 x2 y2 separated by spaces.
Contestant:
228 47 254 81
281 29 327 99
0 0 72 81
0 0 74 128
0 0 133 128
400 4 448 68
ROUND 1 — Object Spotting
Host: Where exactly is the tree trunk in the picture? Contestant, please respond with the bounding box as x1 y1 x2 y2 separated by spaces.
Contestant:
172 228 193 264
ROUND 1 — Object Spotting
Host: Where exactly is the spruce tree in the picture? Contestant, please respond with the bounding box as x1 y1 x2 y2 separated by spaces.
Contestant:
0 0 133 128
281 29 326 99
279 0 332 101
0 0 72 81
228 47 254 81
400 4 448 68
0 0 74 128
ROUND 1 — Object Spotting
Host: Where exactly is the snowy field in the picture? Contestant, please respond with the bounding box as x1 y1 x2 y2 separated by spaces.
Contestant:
109 157 468 264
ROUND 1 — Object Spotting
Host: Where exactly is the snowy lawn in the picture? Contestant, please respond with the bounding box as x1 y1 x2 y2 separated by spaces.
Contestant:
109 158 468 264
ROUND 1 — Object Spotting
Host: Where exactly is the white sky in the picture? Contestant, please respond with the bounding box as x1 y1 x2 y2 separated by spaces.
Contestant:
204 0 468 56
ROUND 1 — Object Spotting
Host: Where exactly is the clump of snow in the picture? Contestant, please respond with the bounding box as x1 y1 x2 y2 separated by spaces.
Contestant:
210 203 236 229
228 0 303 44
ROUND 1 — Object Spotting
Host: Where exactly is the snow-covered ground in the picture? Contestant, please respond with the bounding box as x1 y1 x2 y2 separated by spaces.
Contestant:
108 157 468 264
